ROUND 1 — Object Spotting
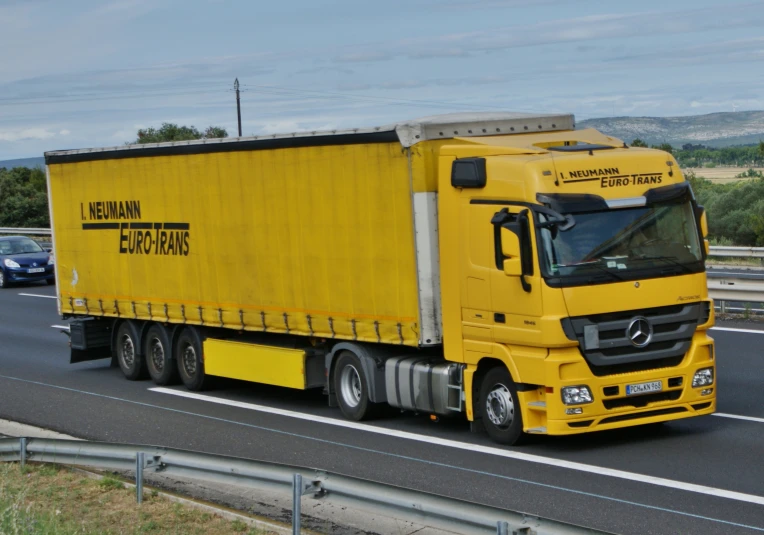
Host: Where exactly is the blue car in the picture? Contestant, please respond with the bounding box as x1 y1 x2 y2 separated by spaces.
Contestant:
0 236 55 288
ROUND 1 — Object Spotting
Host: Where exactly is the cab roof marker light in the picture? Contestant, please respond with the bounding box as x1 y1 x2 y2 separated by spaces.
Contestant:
605 197 647 209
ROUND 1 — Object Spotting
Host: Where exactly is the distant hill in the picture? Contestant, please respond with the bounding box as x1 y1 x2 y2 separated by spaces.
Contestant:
578 111 764 148
0 157 45 169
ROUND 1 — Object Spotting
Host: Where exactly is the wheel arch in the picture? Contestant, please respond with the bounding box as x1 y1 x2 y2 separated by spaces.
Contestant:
326 342 388 403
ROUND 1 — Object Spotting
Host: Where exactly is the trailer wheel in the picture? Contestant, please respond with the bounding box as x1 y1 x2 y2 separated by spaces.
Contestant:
479 366 525 445
115 321 147 381
144 324 178 386
175 327 209 391
334 351 376 421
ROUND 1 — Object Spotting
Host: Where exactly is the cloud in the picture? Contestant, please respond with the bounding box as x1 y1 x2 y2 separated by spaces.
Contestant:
0 128 57 142
334 52 393 64
59 129 71 136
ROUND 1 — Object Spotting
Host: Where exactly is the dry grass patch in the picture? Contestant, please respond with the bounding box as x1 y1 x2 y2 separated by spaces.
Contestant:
0 463 278 534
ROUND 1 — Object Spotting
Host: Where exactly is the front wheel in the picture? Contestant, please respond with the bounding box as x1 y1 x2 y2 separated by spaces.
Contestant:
479 367 526 445
0 270 8 289
175 327 210 391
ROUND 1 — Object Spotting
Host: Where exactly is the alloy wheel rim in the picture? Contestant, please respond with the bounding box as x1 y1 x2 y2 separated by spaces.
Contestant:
485 383 514 428
120 335 135 368
150 338 164 372
340 364 362 408
182 344 197 376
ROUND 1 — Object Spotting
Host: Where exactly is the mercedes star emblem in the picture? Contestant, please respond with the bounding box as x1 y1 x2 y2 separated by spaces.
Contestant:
627 317 652 348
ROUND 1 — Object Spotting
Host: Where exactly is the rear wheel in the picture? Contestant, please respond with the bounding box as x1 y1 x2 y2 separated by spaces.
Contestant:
334 352 376 421
144 324 178 386
479 367 526 445
175 327 210 391
115 321 147 380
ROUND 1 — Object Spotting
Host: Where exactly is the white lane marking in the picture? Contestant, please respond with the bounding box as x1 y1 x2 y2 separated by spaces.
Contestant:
714 413 764 424
710 327 764 334
18 293 57 299
150 387 764 507
51 324 70 331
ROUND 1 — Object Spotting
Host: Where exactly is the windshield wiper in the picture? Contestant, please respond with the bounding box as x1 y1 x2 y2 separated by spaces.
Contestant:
633 254 694 274
555 259 626 281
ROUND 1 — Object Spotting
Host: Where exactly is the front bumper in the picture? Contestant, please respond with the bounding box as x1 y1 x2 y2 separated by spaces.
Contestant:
521 333 716 435
4 266 55 283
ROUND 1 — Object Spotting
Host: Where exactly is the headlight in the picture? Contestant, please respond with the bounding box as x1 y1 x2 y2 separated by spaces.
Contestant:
692 367 714 388
561 385 593 405
3 258 20 268
48 254 55 265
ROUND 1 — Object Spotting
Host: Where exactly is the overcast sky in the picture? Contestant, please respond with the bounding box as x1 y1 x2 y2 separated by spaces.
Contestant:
1 0 763 159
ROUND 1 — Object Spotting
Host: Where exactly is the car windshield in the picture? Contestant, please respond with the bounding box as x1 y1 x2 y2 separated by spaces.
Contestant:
538 200 703 284
0 238 44 255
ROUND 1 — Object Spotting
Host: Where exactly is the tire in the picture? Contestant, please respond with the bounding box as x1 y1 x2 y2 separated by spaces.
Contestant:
175 327 210 391
478 366 526 445
334 351 377 421
0 269 8 289
115 321 147 381
46 277 55 286
144 324 178 386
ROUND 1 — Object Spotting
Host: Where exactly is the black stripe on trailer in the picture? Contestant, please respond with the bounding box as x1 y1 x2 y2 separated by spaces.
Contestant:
45 131 400 165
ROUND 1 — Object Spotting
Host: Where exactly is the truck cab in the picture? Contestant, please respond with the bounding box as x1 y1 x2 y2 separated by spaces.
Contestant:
438 129 714 443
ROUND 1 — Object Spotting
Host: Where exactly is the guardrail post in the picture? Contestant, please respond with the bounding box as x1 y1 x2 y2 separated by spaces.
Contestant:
292 473 302 534
497 520 509 535
136 452 145 504
720 300 726 314
19 438 27 469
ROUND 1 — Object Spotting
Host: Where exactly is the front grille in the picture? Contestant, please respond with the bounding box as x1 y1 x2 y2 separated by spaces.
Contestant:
603 390 682 409
562 303 701 376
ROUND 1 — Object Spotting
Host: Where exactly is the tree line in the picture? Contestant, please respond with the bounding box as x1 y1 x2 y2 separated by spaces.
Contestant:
631 138 764 168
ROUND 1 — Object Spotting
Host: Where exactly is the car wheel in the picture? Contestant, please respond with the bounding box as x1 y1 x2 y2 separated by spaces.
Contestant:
479 366 526 445
0 270 7 289
144 324 178 386
175 327 210 391
46 277 55 286
334 351 379 421
115 321 147 381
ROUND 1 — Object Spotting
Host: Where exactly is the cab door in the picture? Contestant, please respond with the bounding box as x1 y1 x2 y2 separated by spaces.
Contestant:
487 204 543 345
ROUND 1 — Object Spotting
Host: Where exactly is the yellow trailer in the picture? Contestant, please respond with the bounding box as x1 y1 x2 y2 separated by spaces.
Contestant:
47 113 716 444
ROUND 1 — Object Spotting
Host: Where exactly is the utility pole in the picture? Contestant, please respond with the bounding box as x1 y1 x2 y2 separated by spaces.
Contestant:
234 78 242 137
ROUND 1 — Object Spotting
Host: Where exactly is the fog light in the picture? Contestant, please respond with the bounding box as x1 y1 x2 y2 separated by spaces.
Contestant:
701 388 713 396
692 367 714 388
566 407 583 415
561 386 593 405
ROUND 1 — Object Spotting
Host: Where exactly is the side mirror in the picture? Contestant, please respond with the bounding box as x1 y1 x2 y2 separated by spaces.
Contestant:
492 208 532 292
699 209 708 238
500 227 522 276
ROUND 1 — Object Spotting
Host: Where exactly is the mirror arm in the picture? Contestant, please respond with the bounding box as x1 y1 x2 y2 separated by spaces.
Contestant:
520 275 531 293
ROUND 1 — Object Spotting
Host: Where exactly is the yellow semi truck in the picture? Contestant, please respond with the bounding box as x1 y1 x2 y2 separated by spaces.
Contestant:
46 112 716 445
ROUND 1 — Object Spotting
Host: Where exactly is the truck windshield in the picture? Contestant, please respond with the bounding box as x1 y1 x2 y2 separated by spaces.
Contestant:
538 200 703 286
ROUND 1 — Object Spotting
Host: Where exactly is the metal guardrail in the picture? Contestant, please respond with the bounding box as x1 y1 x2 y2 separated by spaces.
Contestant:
0 227 51 236
0 437 601 535
707 246 764 259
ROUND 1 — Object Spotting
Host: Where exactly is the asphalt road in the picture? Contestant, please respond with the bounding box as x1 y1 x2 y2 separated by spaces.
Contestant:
1 284 763 534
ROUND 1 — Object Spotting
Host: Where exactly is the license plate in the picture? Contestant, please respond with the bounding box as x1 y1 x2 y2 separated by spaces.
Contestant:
626 380 663 396
27 267 45 273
